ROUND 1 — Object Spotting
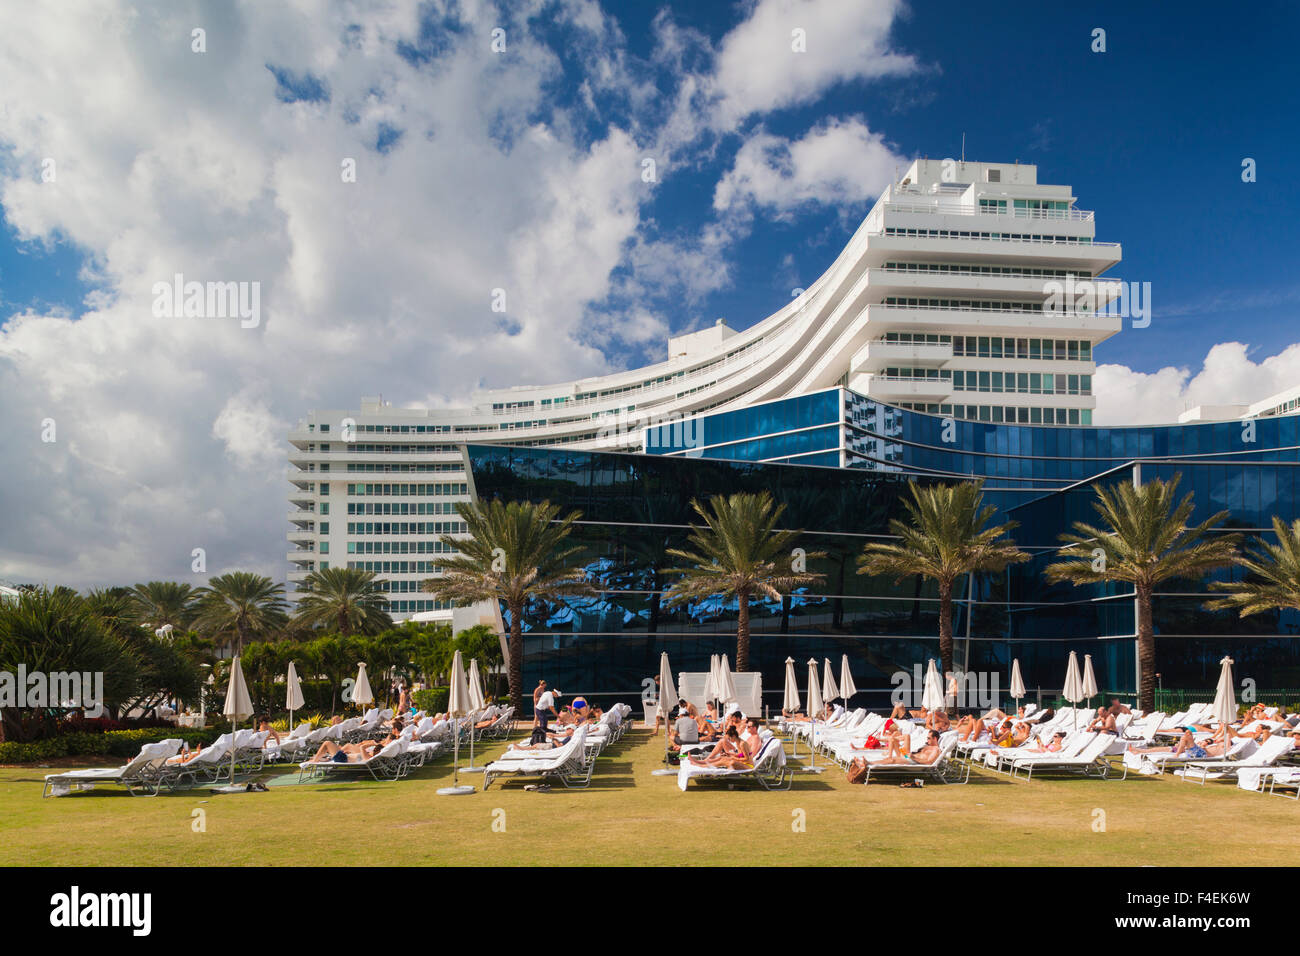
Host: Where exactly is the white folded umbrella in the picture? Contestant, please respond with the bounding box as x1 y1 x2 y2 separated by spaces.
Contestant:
1009 658 1026 705
1211 655 1237 735
806 658 823 769
1063 651 1084 729
822 658 840 705
922 658 945 712
782 657 800 714
438 650 474 795
839 654 857 706
353 662 374 710
223 656 253 785
285 660 305 733
1082 654 1098 706
717 654 738 713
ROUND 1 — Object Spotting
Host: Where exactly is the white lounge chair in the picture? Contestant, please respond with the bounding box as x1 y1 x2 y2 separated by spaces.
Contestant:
1176 735 1295 784
42 739 181 797
482 727 593 790
676 736 792 791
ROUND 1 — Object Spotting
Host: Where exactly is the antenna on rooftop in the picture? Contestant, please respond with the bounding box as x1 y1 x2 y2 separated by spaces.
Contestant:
961 133 965 163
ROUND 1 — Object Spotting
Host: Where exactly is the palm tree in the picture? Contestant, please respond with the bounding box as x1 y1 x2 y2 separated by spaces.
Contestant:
192 572 288 656
1044 475 1239 712
422 499 593 713
128 581 197 630
858 481 1028 676
1207 516 1300 620
291 567 393 637
663 491 824 672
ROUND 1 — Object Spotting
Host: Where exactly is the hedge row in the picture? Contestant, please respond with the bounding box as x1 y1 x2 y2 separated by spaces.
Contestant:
0 727 224 764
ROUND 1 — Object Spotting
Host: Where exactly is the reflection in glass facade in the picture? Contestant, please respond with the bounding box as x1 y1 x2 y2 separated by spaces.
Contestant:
464 395 1300 711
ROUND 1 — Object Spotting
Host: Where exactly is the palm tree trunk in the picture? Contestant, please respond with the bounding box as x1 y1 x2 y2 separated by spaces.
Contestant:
1136 583 1156 712
938 578 954 676
508 600 524 715
736 591 751 672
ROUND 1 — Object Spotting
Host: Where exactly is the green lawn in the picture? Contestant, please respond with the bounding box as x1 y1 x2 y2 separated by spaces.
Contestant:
2 729 1296 866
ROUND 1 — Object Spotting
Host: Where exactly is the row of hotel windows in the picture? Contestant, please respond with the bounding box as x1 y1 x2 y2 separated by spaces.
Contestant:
488 341 765 413
346 463 463 473
881 261 1084 279
894 403 1093 425
349 444 460 454
882 226 1094 245
347 502 462 516
883 369 1091 396
978 198 1071 214
345 521 467 535
345 483 468 496
388 600 451 614
347 561 437 573
882 296 1086 314
882 332 1094 362
347 541 458 554
382 579 439 594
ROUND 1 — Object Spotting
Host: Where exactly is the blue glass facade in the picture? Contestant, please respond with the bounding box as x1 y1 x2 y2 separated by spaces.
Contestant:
463 394 1300 711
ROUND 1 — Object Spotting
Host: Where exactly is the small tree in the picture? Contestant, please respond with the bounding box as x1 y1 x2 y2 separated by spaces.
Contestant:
858 481 1027 676
664 491 824 672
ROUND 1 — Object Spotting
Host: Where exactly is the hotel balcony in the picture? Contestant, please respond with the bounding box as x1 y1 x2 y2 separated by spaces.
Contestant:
864 304 1123 339
865 232 1121 273
865 268 1125 306
853 373 954 401
851 339 953 373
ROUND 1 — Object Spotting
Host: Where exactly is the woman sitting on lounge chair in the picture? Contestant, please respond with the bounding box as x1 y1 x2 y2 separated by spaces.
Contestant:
309 739 384 763
1023 730 1066 754
686 726 753 770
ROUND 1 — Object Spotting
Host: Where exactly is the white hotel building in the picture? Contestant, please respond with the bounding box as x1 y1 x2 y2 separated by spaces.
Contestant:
288 159 1126 615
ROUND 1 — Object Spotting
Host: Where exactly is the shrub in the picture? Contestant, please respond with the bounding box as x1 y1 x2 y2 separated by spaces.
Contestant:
412 688 448 714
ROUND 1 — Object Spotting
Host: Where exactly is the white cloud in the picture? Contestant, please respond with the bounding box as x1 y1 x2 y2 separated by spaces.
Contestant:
0 0 919 589
1094 341 1300 425
710 0 917 126
713 116 904 214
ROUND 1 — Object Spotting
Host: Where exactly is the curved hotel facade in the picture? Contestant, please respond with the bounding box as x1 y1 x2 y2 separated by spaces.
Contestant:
288 159 1300 705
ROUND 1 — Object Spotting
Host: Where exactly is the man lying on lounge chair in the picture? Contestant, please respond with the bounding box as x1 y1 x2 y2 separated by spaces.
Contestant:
848 730 942 776
308 719 405 763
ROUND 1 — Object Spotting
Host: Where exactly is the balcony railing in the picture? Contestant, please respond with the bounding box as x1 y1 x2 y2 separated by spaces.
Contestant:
880 201 1095 222
875 230 1120 250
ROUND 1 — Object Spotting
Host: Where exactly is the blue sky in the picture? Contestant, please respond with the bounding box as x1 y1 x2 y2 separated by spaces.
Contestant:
1 0 1298 588
3 1 1295 373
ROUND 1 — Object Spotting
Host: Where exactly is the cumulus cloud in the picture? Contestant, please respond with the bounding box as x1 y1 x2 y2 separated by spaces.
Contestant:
713 117 904 215
1094 342 1300 425
0 0 921 589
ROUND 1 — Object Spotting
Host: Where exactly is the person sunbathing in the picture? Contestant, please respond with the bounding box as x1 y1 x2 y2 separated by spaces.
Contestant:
1085 708 1117 733
686 726 752 770
1130 727 1225 759
257 718 282 746
957 716 991 744
926 710 951 732
167 742 206 764
309 739 385 763
875 729 942 766
1022 730 1066 754
889 701 908 720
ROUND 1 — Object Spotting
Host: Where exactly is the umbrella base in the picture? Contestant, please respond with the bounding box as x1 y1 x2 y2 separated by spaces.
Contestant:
649 768 678 776
436 785 476 796
457 766 485 774
798 765 827 773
